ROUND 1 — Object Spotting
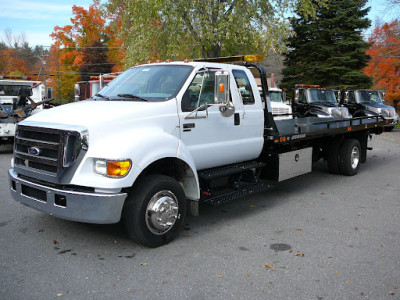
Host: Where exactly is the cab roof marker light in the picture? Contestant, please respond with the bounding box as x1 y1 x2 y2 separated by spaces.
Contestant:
192 55 262 64
243 55 262 62
295 84 320 88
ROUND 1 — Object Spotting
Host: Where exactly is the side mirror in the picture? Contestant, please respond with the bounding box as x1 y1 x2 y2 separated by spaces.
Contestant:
215 70 235 117
74 83 80 101
343 92 348 104
99 75 105 90
214 70 230 105
293 90 299 104
47 87 53 100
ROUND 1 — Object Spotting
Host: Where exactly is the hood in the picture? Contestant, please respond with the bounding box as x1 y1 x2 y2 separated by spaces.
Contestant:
20 99 179 138
362 103 396 118
310 102 338 109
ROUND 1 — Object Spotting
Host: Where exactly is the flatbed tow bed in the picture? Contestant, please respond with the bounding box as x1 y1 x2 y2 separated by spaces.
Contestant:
199 114 386 207
267 115 386 145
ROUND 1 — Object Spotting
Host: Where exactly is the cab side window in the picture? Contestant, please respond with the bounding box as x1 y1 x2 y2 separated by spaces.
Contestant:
348 91 356 104
298 89 306 103
181 71 216 112
232 70 255 105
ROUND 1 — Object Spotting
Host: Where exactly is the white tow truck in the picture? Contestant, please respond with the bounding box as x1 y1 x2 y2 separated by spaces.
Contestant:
0 77 52 144
269 87 292 118
9 56 386 247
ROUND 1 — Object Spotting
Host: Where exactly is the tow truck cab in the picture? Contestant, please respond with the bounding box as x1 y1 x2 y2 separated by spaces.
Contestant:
292 84 351 119
268 87 292 119
340 89 398 131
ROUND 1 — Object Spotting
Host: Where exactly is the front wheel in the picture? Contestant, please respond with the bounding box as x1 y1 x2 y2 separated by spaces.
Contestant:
123 175 187 247
338 139 361 176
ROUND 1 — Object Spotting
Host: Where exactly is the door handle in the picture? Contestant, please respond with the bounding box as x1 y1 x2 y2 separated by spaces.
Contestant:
183 123 195 132
234 113 240 126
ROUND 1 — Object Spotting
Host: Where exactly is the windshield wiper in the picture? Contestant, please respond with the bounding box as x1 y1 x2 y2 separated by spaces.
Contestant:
117 94 148 101
94 93 110 100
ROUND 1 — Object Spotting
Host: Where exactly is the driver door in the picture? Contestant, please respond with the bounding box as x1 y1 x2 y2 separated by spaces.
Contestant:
178 68 262 170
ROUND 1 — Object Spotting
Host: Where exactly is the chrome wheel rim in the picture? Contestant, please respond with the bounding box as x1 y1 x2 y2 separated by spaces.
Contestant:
351 146 360 169
145 190 179 235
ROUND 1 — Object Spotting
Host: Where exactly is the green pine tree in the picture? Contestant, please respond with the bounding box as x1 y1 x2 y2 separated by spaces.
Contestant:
280 0 372 90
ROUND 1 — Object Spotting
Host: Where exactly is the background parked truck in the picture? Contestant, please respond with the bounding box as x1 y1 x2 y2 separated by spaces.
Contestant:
74 73 120 101
340 89 398 131
0 78 52 145
292 84 351 119
9 56 386 247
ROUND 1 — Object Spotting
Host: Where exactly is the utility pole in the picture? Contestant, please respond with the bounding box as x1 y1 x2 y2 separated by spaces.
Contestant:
37 51 49 101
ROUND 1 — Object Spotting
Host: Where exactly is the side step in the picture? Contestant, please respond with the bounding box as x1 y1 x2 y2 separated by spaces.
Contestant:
202 181 272 207
198 161 265 180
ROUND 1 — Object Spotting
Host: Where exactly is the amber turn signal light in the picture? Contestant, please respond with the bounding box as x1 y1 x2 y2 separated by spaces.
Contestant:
107 160 131 177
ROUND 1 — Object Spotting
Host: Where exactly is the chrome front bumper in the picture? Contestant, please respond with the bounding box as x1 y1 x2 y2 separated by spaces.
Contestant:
9 169 127 224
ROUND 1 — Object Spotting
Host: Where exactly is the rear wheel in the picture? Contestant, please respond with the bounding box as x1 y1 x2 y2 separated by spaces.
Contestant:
123 175 186 247
338 139 361 176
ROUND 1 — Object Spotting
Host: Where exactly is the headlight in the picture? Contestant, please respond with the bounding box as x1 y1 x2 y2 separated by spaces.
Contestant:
94 159 132 178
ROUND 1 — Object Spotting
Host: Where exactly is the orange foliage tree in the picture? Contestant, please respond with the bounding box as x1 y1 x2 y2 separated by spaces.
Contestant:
0 47 28 76
364 20 400 111
49 0 125 102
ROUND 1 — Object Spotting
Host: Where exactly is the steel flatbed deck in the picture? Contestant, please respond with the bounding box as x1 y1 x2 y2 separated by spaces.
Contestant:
265 115 386 145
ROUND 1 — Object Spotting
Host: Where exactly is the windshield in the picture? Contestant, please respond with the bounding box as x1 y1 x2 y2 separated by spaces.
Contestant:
95 65 193 102
269 91 283 103
356 90 383 104
307 88 337 103
0 84 30 96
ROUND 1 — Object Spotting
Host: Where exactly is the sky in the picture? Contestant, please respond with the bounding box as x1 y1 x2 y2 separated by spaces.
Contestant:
0 0 399 47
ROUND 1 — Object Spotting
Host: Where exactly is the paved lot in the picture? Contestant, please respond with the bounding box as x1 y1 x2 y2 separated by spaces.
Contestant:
0 130 399 300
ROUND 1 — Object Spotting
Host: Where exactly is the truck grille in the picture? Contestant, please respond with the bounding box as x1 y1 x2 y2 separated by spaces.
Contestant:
379 108 394 118
14 125 83 183
272 107 290 115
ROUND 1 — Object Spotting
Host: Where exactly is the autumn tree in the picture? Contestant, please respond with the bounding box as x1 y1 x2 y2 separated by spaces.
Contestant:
50 0 118 101
108 0 327 65
364 20 400 111
80 40 113 81
281 0 372 90
0 30 45 77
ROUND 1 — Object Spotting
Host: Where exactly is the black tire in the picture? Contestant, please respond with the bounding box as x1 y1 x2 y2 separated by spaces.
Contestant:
338 139 361 176
123 175 186 247
385 126 394 132
327 139 342 174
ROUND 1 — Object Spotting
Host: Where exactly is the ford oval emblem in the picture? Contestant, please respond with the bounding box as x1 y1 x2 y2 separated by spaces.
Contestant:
28 147 41 156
